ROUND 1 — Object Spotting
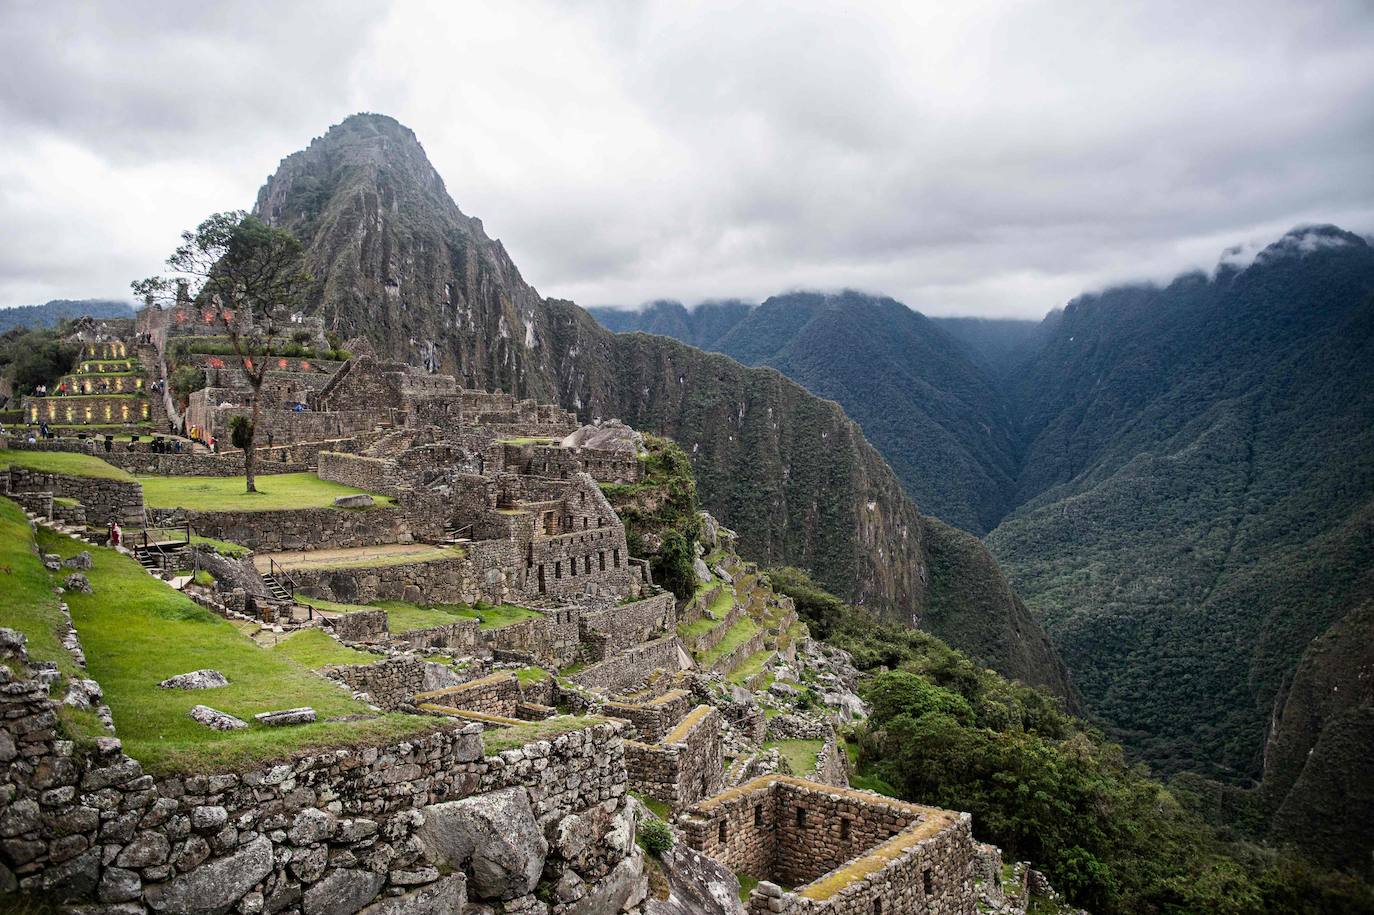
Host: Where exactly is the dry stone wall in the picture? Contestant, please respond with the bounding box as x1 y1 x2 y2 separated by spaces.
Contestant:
415 673 525 718
603 689 692 742
149 505 442 552
3 468 144 528
622 705 723 810
289 543 517 608
680 776 976 915
579 593 674 661
572 636 685 694
325 657 461 710
1 628 640 915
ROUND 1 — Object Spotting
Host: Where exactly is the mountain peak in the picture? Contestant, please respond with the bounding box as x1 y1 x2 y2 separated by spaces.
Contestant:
1219 223 1369 273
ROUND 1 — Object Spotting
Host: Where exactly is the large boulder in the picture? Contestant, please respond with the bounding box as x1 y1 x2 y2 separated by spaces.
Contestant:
64 573 92 593
333 494 375 508
254 707 316 726
63 551 93 570
145 835 273 914
189 705 247 731
303 868 385 915
560 419 642 454
160 669 229 690
418 788 547 901
646 841 744 915
567 850 647 915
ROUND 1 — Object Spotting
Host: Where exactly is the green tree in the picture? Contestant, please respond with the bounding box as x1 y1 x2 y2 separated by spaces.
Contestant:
134 212 310 492
653 529 697 600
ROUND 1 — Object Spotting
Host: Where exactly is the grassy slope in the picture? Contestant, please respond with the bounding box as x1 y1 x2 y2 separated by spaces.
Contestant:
36 526 436 773
0 449 133 480
272 629 381 669
0 499 79 678
139 472 393 512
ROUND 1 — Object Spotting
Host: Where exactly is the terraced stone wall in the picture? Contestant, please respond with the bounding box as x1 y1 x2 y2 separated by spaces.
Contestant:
571 635 685 694
1 629 636 914
148 505 443 552
3 468 144 528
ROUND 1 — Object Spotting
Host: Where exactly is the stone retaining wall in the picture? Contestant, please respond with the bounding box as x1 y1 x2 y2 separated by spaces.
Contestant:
317 451 406 498
571 635 686 694
0 629 636 915
579 592 674 661
148 505 441 553
4 467 145 527
289 543 517 608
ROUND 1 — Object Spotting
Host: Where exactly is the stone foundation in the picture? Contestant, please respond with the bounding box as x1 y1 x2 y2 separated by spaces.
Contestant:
680 776 976 915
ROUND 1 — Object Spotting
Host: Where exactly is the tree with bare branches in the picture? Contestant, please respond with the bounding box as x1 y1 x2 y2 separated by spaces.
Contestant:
134 211 311 493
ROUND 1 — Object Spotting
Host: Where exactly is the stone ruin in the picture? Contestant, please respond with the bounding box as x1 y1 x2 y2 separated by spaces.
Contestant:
0 309 1036 915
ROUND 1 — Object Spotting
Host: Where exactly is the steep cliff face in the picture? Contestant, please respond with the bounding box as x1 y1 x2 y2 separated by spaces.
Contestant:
251 113 1073 700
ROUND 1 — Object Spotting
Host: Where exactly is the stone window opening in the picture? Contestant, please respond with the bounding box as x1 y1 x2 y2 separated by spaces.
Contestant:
555 561 562 580
718 820 727 843
599 551 606 571
754 804 764 827
537 565 546 593
923 868 933 895
796 807 806 828
874 900 883 915
584 555 591 574
569 558 577 577
613 548 621 568
840 817 850 841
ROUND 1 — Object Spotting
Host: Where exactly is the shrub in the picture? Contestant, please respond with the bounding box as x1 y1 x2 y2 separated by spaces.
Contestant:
639 818 673 857
229 415 253 450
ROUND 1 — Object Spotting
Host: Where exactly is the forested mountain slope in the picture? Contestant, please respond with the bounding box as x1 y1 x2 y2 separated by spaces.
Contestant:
0 298 133 333
593 292 1024 533
989 225 1374 779
249 113 1073 699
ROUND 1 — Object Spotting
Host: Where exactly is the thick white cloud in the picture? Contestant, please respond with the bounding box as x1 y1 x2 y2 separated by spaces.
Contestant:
1 0 1372 317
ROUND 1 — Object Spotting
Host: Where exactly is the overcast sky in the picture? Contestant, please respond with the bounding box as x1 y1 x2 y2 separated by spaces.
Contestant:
2 0 1373 318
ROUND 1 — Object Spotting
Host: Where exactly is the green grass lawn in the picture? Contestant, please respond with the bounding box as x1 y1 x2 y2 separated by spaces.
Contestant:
138 472 394 512
496 436 561 446
35 526 436 774
736 872 760 903
0 448 133 481
298 595 540 633
513 666 550 686
271 629 380 669
764 738 824 777
700 617 760 667
190 534 251 557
